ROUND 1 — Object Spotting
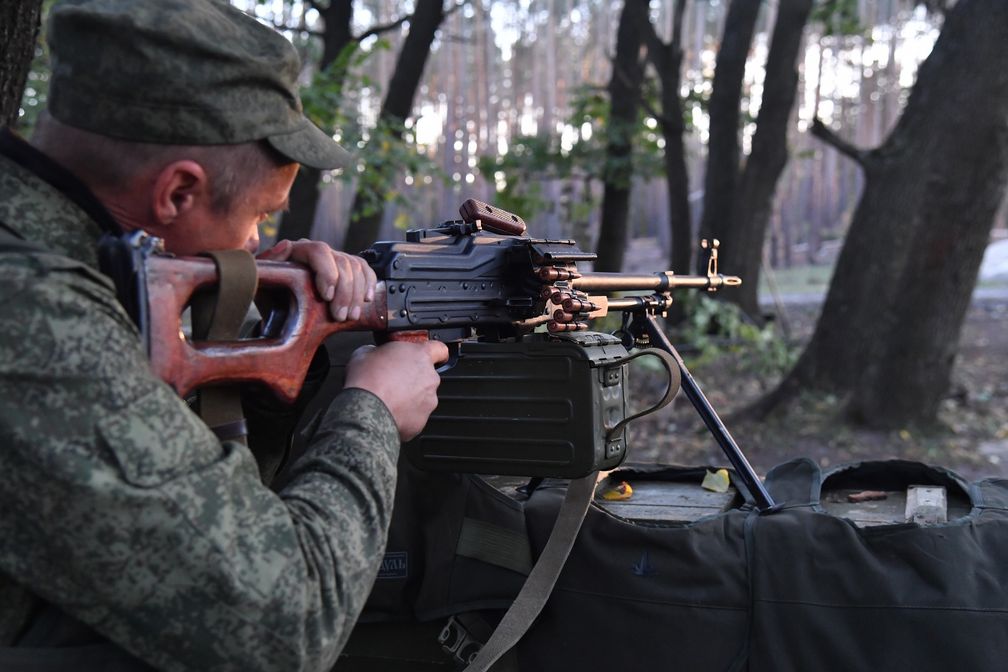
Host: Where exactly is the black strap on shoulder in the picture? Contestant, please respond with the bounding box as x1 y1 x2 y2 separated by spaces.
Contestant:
0 129 120 236
0 223 46 255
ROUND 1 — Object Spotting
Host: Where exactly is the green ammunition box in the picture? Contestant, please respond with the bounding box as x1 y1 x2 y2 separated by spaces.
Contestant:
404 331 632 478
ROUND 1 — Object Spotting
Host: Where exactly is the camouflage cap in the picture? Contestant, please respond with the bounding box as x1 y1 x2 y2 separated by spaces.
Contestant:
46 0 350 171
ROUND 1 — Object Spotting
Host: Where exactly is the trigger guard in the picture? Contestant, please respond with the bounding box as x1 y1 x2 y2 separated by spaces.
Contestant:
436 343 461 374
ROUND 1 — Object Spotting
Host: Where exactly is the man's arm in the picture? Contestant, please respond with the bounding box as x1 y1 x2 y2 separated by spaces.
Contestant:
0 259 422 671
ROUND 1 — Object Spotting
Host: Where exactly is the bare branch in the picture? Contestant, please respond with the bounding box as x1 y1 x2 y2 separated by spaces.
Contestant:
610 54 646 89
439 34 475 44
639 15 669 70
633 5 683 136
355 1 467 42
638 87 673 133
810 117 869 167
356 14 411 42
611 55 672 131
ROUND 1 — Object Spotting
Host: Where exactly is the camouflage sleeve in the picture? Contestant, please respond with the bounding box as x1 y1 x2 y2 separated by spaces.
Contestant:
0 255 400 672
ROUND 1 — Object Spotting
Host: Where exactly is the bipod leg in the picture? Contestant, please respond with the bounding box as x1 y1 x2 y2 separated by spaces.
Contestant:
627 313 775 510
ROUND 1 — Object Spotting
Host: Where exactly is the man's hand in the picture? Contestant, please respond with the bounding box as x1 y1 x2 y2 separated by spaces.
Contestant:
344 340 450 441
258 239 377 322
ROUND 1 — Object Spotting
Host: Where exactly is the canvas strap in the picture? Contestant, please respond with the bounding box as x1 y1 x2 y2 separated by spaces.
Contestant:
190 249 258 444
462 471 598 671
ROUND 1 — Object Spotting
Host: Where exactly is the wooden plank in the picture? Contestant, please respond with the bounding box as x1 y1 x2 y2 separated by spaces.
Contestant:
598 481 737 522
822 489 907 527
484 478 970 527
822 487 968 527
479 477 738 524
597 504 727 522
605 482 738 508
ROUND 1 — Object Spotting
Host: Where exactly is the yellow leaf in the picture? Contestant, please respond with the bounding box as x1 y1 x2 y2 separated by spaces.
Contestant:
393 212 411 230
701 468 731 493
599 481 633 501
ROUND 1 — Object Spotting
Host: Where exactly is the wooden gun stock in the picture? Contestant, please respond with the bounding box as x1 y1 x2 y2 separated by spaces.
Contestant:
145 255 388 403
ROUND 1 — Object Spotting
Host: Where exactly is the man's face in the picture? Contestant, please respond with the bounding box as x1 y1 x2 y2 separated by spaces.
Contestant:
161 162 299 256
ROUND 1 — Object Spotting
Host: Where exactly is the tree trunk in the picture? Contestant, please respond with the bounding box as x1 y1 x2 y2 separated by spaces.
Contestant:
594 0 648 273
776 0 1008 429
276 2 355 243
720 0 813 319
0 0 43 128
343 0 445 254
642 0 691 273
696 0 760 274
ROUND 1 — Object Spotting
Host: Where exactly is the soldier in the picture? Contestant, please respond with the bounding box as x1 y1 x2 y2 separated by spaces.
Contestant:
0 1 448 670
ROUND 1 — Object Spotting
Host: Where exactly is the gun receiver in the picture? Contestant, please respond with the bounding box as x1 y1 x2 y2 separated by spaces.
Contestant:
105 200 773 508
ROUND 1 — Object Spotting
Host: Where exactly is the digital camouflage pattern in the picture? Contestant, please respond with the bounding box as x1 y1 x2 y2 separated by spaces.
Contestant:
47 0 350 171
0 141 402 670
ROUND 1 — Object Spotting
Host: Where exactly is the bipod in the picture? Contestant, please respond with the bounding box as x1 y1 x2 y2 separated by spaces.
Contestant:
622 311 776 511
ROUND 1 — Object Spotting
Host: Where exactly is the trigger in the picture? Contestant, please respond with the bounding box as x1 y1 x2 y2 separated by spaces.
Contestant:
436 342 460 374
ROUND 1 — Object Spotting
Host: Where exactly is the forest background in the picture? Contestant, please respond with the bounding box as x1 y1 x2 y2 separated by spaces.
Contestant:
4 0 1007 479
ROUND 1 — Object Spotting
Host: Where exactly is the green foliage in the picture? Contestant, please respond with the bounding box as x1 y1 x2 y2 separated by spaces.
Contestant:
300 40 446 228
477 84 667 225
812 0 863 37
477 134 558 220
674 293 798 386
681 78 709 121
350 117 448 228
300 39 385 130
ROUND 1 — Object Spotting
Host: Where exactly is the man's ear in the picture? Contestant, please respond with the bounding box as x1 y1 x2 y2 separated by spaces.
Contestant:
150 160 210 226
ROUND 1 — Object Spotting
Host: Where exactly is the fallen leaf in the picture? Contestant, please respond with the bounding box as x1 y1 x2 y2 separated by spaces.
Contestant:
847 490 888 503
599 481 633 501
701 468 731 493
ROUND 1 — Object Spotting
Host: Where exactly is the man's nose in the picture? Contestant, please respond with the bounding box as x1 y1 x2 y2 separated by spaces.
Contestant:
244 234 260 255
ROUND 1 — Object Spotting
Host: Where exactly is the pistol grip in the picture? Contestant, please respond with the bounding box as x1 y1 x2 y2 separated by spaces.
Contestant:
384 330 459 373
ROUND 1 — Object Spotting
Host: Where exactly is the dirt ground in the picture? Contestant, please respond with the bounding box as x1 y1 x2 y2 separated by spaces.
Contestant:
624 298 1008 483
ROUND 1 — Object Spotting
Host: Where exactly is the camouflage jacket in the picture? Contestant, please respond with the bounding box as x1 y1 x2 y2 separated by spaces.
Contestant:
0 130 400 672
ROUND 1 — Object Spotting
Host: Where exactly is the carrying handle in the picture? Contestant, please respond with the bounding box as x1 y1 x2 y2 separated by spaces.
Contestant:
605 347 681 441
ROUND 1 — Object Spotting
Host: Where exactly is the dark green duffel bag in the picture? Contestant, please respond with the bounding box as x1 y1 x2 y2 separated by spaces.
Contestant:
748 457 1008 672
515 465 753 671
343 458 1008 671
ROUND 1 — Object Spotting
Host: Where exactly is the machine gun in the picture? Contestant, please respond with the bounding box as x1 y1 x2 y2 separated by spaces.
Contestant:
101 199 774 510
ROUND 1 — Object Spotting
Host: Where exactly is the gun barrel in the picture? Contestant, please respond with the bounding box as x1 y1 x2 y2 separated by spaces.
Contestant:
571 271 741 292
604 296 653 311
